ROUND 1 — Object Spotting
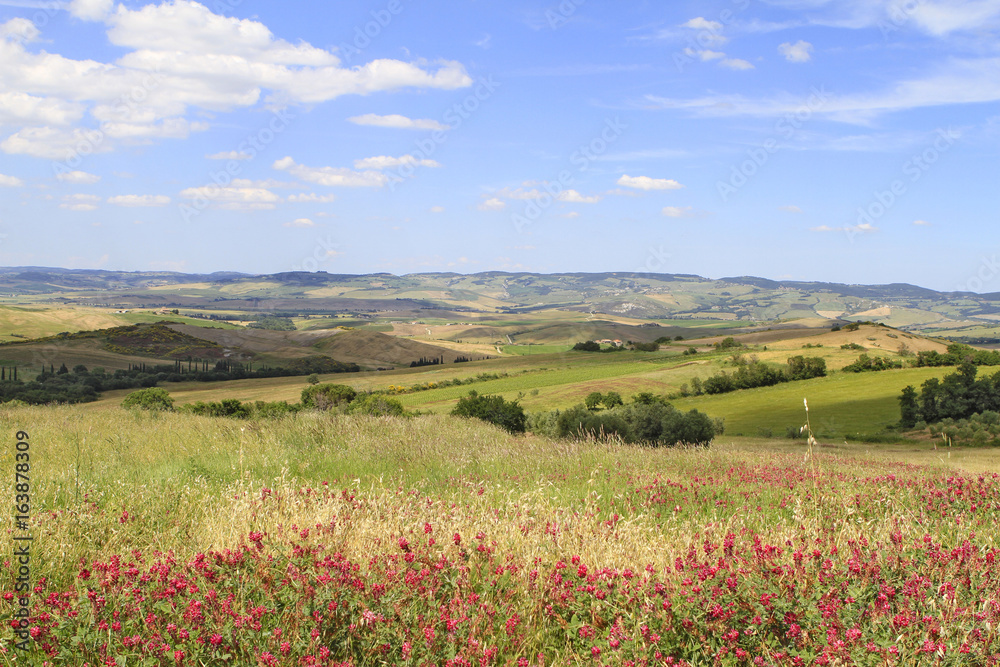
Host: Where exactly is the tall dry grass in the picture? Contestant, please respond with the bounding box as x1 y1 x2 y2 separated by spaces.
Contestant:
2 404 994 596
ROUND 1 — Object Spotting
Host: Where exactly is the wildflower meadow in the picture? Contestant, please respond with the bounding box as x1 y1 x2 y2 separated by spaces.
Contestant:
1 406 998 665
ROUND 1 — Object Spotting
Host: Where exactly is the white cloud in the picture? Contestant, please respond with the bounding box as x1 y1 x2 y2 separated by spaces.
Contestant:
478 197 506 211
206 150 253 160
677 17 728 45
229 178 299 189
617 175 684 191
56 170 101 184
776 0 1000 37
0 1 472 159
179 185 279 209
682 17 723 32
557 212 580 219
684 48 726 62
913 219 932 226
60 193 100 211
353 155 441 170
779 40 814 63
811 223 877 233
68 0 113 21
0 173 24 187
908 1 1000 35
648 58 1000 123
662 206 694 218
491 187 543 200
557 189 601 204
283 218 315 228
488 185 597 202
0 92 85 128
107 194 171 207
287 193 336 203
1 127 113 160
347 113 448 131
429 205 445 213
721 58 755 70
0 17 39 43
779 205 804 213
273 157 387 188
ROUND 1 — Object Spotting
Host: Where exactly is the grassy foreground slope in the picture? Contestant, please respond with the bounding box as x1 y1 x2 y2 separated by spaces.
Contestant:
1 406 998 664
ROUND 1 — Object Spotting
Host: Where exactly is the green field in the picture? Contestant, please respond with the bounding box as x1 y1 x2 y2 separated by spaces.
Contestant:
672 367 952 438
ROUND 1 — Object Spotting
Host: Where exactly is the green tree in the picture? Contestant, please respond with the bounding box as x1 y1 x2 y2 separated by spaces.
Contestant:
602 391 624 409
121 387 174 411
584 392 604 410
898 385 919 428
451 391 526 433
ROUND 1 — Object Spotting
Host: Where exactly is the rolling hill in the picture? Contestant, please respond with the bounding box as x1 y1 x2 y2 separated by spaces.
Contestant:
1 267 996 333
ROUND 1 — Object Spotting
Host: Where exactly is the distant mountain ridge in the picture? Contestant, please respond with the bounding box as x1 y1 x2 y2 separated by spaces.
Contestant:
1 267 997 330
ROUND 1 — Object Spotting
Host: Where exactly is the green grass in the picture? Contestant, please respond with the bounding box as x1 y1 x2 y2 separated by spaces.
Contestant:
4 402 1000 664
671 367 952 438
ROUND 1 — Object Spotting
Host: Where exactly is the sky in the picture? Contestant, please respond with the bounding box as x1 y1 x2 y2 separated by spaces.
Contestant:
0 0 997 292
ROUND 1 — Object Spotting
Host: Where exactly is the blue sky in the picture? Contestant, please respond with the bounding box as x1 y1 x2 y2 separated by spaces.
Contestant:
0 0 997 291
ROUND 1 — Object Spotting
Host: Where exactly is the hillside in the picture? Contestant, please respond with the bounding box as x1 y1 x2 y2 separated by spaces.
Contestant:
2 267 998 333
0 321 473 376
166 324 477 367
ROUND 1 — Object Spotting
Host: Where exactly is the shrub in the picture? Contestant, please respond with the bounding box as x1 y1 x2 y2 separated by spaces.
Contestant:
786 356 827 381
250 401 301 418
843 354 902 373
347 394 406 417
185 399 251 418
301 383 357 410
535 397 718 447
451 391 526 434
121 387 174 411
572 341 601 352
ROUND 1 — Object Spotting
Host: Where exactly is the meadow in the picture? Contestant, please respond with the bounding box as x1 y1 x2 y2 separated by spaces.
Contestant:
1 405 998 665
